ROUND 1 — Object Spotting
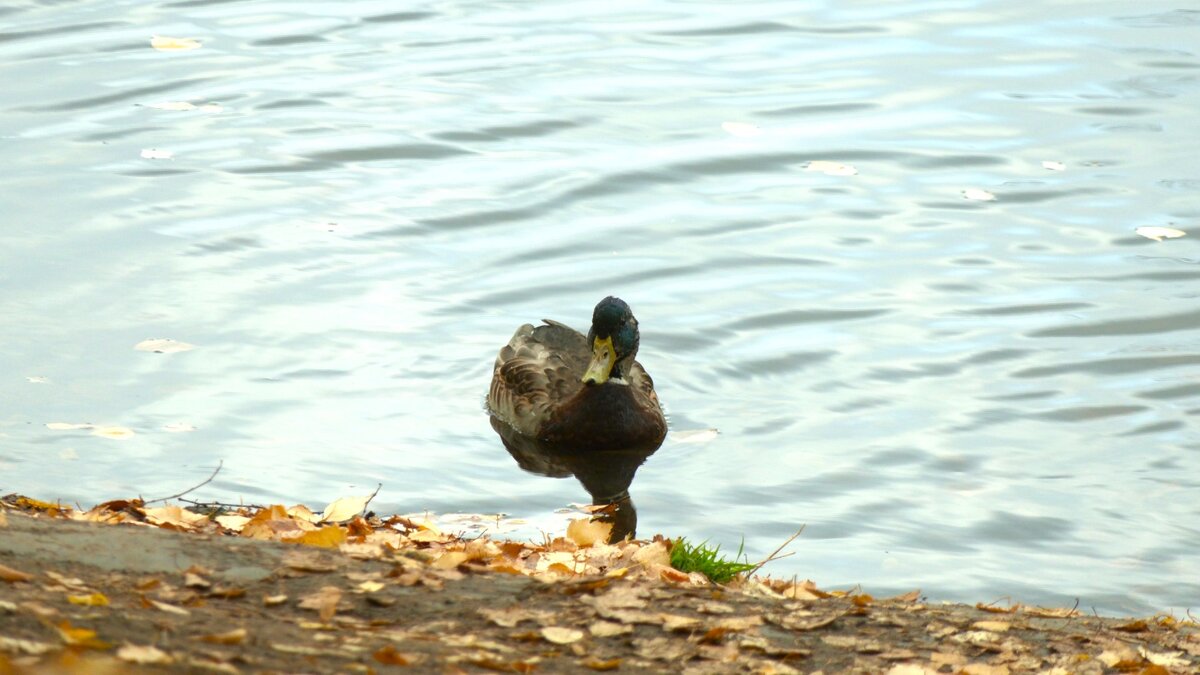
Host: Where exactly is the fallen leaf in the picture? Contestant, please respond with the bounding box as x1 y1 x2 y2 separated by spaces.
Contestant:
589 621 633 637
67 593 110 607
1135 226 1186 242
583 658 622 671
0 563 33 583
55 621 111 649
147 598 190 615
184 572 210 589
962 665 1010 675
150 36 201 51
721 121 762 137
0 511 6 527
46 422 94 431
298 586 342 623
806 160 858 176
1042 160 1066 171
320 495 370 523
631 540 671 568
976 602 1019 614
263 594 288 607
139 148 174 160
887 665 939 675
1114 619 1149 633
292 524 347 548
215 514 251 532
92 426 135 440
1139 647 1190 668
971 620 1011 632
469 656 538 673
0 636 55 655
145 505 209 530
373 645 417 666
134 338 194 353
962 188 996 201
567 518 613 548
541 626 585 644
117 644 174 665
890 589 921 602
198 628 246 645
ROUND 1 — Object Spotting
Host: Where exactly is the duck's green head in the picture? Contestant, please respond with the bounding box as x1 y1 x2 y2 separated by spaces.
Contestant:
583 296 640 386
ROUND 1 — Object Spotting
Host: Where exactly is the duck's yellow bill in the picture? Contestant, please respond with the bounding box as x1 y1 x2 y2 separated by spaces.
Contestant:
583 336 616 385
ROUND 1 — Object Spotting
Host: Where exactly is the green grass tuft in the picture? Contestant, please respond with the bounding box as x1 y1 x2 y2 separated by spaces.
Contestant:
670 537 757 584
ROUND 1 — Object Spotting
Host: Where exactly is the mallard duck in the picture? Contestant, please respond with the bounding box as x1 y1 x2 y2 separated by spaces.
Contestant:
487 296 667 451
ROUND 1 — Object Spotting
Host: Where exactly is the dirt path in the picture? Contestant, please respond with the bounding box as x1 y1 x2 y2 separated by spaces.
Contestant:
2 511 1198 674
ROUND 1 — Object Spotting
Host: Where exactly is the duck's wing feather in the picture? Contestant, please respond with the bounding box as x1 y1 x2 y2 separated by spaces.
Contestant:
488 320 589 436
628 361 662 414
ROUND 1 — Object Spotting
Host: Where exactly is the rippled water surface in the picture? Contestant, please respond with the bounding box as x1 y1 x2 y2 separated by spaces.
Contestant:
3 0 1199 615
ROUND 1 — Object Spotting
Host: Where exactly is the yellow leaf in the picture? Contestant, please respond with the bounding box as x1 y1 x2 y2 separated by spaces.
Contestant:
56 621 111 650
320 495 370 523
67 593 109 607
356 581 384 593
117 644 173 665
144 505 209 530
567 518 612 548
291 525 347 548
92 426 135 440
198 628 246 645
433 551 470 569
263 594 288 607
150 36 201 51
215 514 251 532
584 658 622 671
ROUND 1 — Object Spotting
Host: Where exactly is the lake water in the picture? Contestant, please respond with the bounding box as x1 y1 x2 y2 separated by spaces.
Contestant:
2 0 1199 616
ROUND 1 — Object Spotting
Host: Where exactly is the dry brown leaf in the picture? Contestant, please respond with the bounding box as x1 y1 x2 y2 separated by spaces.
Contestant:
144 505 209 530
147 598 189 615
117 644 174 665
198 628 246 645
972 620 1011 632
631 540 671 567
0 636 55 655
1138 646 1190 668
184 572 210 589
567 518 613 547
659 614 700 632
1114 619 1150 633
890 589 921 602
582 657 622 671
298 586 342 623
976 602 1019 614
887 665 939 675
215 514 250 532
373 644 418 666
263 594 288 607
713 615 763 631
434 551 470 569
0 563 33 583
0 510 7 527
962 664 1011 675
1022 605 1077 618
281 549 338 572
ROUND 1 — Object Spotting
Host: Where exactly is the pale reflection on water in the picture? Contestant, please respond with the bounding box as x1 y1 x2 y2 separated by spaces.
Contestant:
1 0 1199 615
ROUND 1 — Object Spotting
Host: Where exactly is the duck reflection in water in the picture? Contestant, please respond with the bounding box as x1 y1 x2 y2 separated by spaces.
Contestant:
486 297 668 543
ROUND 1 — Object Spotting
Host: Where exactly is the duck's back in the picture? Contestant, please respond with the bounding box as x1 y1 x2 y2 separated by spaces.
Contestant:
487 320 589 437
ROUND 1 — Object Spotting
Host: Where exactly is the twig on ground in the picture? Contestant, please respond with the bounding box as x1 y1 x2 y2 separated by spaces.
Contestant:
748 525 805 577
180 498 267 512
143 460 224 505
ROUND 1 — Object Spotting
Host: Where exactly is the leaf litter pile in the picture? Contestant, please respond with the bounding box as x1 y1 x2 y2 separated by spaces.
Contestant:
2 495 1199 674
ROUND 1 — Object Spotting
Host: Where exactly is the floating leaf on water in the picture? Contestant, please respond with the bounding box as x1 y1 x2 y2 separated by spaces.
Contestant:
140 148 174 160
805 160 858 176
320 495 370 523
1135 226 1186 242
92 426 135 440
721 121 762 137
150 36 201 51
1042 160 1066 171
26 376 49 384
672 428 719 444
162 422 197 433
134 338 194 353
962 188 996 201
46 422 94 431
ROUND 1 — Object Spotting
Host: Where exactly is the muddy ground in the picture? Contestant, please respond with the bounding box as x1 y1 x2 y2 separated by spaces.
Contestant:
1 511 1198 674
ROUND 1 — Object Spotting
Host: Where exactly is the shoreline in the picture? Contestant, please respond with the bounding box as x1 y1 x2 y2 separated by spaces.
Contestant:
2 500 1198 673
